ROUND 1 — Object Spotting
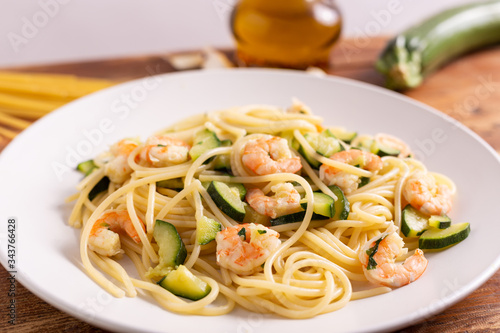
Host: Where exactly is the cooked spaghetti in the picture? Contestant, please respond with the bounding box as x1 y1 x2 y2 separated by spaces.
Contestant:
68 99 459 318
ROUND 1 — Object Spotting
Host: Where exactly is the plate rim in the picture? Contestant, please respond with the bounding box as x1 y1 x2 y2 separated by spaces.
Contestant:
2 68 500 333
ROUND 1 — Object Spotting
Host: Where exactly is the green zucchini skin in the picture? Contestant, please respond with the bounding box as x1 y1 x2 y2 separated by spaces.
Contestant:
189 128 221 162
153 220 187 267
376 0 500 90
77 159 97 176
269 211 328 226
156 178 184 191
401 204 429 238
419 222 470 250
196 216 221 245
300 192 335 218
88 176 110 201
329 185 350 221
75 159 110 200
207 181 246 222
213 139 233 172
428 214 452 229
157 265 211 300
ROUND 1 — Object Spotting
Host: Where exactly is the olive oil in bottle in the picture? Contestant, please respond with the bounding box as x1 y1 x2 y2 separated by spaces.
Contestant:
231 0 342 69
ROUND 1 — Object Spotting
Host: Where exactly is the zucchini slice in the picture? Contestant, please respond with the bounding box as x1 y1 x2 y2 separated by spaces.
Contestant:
298 131 344 168
157 265 211 300
220 139 232 146
316 130 344 157
300 192 335 218
270 211 306 226
401 205 429 237
325 127 357 144
419 222 470 250
189 128 221 162
154 220 187 267
229 182 247 201
76 159 110 200
156 178 184 191
297 133 321 169
354 137 374 152
370 141 400 157
207 181 246 222
329 185 350 220
203 176 246 200
270 210 328 226
243 205 270 225
280 130 300 151
428 215 452 229
88 176 110 201
77 159 97 176
196 216 221 245
213 139 232 172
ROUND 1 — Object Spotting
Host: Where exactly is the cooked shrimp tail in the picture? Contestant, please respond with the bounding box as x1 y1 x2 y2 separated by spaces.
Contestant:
242 135 302 175
359 231 428 288
88 210 145 257
403 171 452 216
139 135 191 167
216 223 281 275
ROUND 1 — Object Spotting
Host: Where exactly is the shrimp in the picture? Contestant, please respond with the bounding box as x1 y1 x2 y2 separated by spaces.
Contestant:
216 223 281 275
139 135 190 167
319 150 383 194
359 231 428 288
403 171 452 216
88 210 145 257
242 135 302 175
246 183 302 219
375 133 412 158
96 139 139 184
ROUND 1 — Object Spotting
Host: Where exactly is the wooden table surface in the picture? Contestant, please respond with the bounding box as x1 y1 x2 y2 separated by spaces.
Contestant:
1 37 500 332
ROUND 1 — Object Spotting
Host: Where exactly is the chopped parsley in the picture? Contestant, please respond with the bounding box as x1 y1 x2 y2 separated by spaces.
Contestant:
238 227 246 241
257 230 267 234
359 176 370 188
365 235 386 270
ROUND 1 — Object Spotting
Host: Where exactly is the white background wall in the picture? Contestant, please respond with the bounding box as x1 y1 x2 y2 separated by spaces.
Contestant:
0 0 475 67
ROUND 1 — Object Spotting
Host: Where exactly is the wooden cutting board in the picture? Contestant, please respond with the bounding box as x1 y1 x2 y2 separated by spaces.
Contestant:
0 36 499 332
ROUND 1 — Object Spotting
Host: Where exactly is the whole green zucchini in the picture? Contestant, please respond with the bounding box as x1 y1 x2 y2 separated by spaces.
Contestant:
376 0 500 90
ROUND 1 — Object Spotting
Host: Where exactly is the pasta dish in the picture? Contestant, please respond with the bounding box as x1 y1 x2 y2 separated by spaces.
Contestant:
67 99 469 318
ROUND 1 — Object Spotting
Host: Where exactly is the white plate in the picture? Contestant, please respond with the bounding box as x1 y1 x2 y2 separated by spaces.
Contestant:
1 69 500 333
